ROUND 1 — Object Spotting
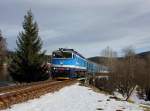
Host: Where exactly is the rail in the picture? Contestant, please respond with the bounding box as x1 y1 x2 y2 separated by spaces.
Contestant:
0 79 77 110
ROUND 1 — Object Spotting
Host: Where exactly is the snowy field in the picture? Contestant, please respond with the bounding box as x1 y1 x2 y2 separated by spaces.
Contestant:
2 83 144 111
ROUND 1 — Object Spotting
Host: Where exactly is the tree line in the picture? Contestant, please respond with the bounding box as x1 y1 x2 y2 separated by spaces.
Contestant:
92 46 150 101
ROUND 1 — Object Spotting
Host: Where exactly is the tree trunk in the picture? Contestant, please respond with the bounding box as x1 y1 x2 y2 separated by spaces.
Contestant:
125 86 136 101
146 88 150 101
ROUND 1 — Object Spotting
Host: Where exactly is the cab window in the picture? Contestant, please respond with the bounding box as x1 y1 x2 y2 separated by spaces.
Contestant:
53 51 72 58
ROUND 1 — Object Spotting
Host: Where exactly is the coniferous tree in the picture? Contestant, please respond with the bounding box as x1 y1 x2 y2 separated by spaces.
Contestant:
9 10 49 82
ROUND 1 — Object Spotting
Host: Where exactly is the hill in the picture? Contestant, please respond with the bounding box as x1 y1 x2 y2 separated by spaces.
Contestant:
88 56 107 65
137 51 150 57
88 51 150 64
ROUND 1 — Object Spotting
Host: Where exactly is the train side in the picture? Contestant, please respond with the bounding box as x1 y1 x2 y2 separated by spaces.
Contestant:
51 48 109 79
87 61 109 74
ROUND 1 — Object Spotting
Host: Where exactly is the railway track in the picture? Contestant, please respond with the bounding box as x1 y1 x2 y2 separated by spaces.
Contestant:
0 79 77 110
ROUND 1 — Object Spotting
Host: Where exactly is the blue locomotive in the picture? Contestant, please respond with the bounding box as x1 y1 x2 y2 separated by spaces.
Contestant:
51 48 109 79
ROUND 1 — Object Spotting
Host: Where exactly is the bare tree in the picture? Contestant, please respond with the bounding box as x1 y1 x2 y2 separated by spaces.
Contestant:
111 46 136 100
0 30 7 64
144 56 150 100
90 46 119 93
101 46 117 67
136 56 150 100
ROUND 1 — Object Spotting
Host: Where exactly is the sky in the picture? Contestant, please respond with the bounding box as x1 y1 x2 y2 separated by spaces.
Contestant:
0 0 150 57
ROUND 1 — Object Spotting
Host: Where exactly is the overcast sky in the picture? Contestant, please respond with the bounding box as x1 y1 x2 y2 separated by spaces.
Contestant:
0 0 150 57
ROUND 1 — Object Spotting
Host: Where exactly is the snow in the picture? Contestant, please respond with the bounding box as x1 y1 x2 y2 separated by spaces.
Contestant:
130 89 150 105
113 91 124 99
2 83 143 111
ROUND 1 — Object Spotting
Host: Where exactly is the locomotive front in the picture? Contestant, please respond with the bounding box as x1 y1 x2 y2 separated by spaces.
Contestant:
51 49 77 79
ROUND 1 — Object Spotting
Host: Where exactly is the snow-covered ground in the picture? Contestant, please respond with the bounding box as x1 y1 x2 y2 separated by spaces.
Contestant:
2 83 144 111
130 89 150 106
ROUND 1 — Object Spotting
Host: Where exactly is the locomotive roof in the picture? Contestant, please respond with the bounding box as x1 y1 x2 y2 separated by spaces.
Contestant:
57 48 86 59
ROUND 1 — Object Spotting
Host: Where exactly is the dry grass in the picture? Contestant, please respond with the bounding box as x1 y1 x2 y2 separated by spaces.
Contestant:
127 99 134 103
86 84 111 95
140 105 150 111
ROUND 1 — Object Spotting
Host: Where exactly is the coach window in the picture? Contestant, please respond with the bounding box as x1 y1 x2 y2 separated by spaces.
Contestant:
84 62 86 66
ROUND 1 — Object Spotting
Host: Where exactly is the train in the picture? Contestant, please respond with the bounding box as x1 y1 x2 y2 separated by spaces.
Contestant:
51 48 109 79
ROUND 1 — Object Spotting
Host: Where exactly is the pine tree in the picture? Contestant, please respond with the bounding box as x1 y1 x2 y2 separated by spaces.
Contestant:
9 10 49 82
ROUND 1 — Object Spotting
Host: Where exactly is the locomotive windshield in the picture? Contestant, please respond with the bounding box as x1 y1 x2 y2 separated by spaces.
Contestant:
53 51 72 58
